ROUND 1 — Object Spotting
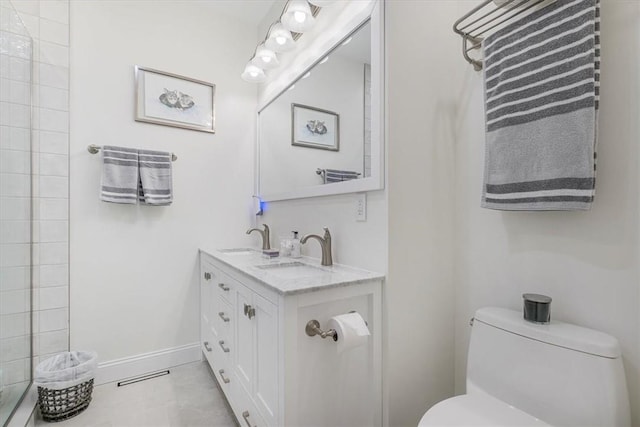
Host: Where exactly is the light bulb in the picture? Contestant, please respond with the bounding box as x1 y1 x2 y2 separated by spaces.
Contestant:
242 63 266 83
282 0 315 33
252 44 279 69
302 72 311 79
294 11 306 23
266 23 296 52
342 37 352 46
320 56 329 64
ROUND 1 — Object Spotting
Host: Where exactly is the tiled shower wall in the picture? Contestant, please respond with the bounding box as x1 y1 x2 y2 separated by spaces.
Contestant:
0 3 33 396
7 0 69 371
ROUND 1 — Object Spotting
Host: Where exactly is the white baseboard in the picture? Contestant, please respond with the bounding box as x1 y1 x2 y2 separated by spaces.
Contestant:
95 343 202 386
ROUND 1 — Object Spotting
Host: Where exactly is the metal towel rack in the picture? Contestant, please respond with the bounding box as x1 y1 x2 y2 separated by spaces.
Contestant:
453 0 557 70
87 144 177 161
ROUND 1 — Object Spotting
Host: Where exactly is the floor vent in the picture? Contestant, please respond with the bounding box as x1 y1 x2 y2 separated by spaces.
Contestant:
116 370 170 387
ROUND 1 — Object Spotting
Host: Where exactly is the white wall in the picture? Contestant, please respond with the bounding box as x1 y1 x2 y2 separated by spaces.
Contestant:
385 2 459 425
453 1 640 426
69 1 256 363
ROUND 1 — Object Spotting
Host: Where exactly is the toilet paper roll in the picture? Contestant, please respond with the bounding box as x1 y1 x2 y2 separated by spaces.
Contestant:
327 312 370 354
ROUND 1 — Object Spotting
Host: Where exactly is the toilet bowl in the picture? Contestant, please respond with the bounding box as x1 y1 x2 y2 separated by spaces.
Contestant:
418 393 549 426
418 307 631 427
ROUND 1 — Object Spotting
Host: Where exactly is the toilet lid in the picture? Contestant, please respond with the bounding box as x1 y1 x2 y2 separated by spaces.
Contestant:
418 394 551 426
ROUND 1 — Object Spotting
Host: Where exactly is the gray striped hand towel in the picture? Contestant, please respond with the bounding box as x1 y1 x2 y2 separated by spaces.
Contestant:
325 169 361 183
138 149 173 206
481 0 600 211
100 146 139 204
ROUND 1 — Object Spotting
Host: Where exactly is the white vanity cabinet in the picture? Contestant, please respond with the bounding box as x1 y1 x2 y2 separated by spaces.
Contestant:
201 254 273 427
199 248 383 427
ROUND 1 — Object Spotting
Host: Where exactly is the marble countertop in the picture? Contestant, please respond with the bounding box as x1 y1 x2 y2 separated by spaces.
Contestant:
199 247 384 296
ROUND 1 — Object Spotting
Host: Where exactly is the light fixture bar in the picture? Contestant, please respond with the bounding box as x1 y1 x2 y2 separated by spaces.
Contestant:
240 1 326 84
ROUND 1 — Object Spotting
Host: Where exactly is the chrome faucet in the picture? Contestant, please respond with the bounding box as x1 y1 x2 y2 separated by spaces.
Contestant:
246 224 271 250
301 227 333 266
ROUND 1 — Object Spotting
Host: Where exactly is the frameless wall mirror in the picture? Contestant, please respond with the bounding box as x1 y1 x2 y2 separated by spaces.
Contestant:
258 1 384 201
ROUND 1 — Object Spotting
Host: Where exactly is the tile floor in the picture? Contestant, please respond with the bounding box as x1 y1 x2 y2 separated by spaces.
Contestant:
34 361 237 427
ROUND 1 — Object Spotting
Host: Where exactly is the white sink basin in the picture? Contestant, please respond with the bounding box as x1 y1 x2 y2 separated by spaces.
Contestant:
255 261 326 279
219 248 255 256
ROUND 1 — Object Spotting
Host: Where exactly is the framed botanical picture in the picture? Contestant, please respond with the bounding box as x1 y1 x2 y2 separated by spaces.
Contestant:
291 103 339 151
135 66 215 133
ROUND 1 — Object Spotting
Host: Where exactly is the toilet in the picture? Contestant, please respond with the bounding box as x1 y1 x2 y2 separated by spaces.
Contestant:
419 307 631 426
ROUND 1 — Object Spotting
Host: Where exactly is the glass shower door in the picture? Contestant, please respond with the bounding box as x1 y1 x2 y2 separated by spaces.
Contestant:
0 2 33 425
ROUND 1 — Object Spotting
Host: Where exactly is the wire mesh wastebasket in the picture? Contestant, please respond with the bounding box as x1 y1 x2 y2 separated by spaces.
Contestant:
35 351 98 422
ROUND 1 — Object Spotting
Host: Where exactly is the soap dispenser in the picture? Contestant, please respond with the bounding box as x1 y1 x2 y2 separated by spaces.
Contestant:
291 231 301 258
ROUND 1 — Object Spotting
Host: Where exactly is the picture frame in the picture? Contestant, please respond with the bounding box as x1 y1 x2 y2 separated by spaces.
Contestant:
291 103 339 151
134 66 216 133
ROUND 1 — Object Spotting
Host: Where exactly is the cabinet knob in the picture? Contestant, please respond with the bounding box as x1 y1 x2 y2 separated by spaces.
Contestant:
218 340 230 353
242 411 256 427
243 303 256 319
218 369 231 384
203 341 212 352
218 283 230 291
204 272 211 280
218 312 230 323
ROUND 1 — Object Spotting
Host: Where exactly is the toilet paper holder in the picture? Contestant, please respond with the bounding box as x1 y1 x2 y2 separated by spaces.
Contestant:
305 320 338 342
305 311 368 342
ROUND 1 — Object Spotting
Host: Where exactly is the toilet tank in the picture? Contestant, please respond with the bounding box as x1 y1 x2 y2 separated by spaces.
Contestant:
467 307 630 427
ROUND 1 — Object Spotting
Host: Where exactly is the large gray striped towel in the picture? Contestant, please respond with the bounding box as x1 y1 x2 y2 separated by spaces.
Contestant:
481 0 600 211
100 146 139 204
138 149 173 206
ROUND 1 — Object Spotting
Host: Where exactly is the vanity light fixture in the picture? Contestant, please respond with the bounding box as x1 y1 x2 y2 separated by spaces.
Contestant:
241 0 325 84
281 0 316 33
252 43 279 69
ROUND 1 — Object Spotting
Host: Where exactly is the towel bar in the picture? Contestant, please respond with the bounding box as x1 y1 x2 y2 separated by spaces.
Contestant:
453 0 557 70
87 144 177 161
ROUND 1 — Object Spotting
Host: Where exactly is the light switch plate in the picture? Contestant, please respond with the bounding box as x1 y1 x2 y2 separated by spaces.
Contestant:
356 193 367 221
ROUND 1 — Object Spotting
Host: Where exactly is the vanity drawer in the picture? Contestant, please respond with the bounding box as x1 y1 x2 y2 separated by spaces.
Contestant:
216 297 234 342
233 385 269 427
213 326 234 367
215 270 236 304
201 332 215 368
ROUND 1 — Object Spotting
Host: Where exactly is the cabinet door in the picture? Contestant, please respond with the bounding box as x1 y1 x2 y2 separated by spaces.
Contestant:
235 282 255 396
201 261 221 340
254 293 279 426
200 264 212 338
200 264 214 364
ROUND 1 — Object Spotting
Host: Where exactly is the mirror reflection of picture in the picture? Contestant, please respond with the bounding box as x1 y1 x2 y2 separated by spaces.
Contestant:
291 103 339 151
